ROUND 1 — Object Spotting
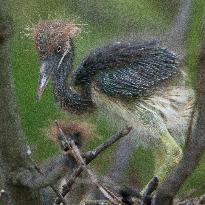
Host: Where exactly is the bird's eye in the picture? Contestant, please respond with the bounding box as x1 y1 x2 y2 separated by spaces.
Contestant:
57 46 61 53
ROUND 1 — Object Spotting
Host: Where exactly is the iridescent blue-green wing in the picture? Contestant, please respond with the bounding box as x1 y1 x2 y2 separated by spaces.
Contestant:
95 48 179 98
73 41 179 98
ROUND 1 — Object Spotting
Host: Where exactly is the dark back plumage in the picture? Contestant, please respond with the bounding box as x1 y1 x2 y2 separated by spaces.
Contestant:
73 41 179 99
33 20 180 111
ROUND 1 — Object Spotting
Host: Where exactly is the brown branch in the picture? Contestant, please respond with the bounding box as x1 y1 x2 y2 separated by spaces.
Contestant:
70 140 122 205
0 10 40 204
15 166 67 190
83 200 110 205
70 141 121 205
119 186 140 205
141 177 159 205
55 120 70 151
54 125 132 204
118 177 158 205
30 158 67 205
153 37 205 205
84 126 132 163
14 154 75 192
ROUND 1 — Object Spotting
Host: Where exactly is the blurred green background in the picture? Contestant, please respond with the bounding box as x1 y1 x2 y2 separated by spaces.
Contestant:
7 0 205 194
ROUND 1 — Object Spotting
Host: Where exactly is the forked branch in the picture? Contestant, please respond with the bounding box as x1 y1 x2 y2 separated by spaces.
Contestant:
54 122 132 204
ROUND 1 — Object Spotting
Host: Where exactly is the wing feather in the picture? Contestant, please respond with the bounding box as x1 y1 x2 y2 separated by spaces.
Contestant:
73 40 179 98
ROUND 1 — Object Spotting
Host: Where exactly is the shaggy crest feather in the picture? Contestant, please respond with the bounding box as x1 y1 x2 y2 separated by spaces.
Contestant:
33 20 81 58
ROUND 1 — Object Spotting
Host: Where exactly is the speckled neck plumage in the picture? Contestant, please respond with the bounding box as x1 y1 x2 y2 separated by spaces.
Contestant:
51 43 95 113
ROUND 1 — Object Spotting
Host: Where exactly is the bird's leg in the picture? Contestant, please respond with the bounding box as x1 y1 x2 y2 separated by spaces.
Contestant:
138 104 183 183
153 131 182 181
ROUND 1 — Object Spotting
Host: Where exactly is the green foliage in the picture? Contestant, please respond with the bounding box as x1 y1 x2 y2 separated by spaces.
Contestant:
66 0 173 33
179 156 205 196
126 147 154 188
10 38 62 160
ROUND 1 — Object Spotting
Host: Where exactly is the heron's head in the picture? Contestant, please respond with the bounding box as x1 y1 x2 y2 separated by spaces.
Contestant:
33 20 81 101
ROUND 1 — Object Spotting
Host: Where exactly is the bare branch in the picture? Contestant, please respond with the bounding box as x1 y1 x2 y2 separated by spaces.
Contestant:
0 8 50 204
83 200 110 205
30 158 67 205
153 38 205 205
14 154 74 191
55 125 132 204
70 140 122 204
141 177 158 205
119 186 141 205
84 126 132 163
15 167 66 190
55 120 70 152
118 177 158 205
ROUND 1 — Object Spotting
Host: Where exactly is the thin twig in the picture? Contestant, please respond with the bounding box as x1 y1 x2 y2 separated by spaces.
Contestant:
119 186 141 205
55 120 70 151
54 124 132 204
84 126 132 163
30 158 67 205
70 140 122 205
141 177 159 205
83 200 110 205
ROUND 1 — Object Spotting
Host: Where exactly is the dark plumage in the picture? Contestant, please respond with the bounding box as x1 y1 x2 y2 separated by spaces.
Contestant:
74 40 179 99
33 20 190 185
33 20 179 113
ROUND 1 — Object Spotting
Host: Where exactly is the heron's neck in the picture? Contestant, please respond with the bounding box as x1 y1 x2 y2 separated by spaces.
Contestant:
53 78 94 112
52 50 94 113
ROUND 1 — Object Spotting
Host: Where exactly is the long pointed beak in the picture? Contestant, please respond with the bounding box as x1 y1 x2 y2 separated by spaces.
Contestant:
36 61 51 101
